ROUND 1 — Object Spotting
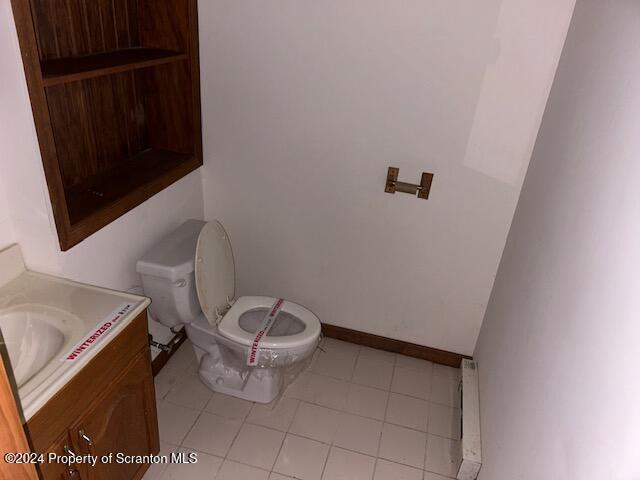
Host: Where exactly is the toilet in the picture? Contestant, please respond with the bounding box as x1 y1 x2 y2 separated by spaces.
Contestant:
137 219 321 403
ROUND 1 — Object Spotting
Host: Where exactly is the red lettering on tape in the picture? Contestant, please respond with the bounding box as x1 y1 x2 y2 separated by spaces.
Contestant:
247 299 285 366
62 303 137 362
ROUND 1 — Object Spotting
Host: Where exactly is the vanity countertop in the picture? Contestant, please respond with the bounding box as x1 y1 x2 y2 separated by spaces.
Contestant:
0 245 150 421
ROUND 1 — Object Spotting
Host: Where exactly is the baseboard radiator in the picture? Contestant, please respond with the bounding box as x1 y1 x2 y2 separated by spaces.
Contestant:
457 359 482 479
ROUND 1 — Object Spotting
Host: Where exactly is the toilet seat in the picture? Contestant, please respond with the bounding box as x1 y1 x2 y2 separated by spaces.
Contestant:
218 296 321 350
194 222 321 351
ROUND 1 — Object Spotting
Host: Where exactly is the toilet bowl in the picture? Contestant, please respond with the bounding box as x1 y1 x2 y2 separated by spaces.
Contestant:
137 219 321 403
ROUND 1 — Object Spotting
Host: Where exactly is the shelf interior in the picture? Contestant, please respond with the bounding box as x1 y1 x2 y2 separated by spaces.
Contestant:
66 148 197 225
41 48 188 86
21 0 200 249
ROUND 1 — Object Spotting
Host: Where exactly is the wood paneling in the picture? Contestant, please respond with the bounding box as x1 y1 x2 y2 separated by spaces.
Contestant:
0 358 38 480
46 72 147 187
321 323 471 368
142 61 194 154
11 0 202 251
138 0 189 51
31 0 141 60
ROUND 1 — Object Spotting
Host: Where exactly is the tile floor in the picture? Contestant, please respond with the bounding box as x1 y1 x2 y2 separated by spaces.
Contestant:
144 337 462 480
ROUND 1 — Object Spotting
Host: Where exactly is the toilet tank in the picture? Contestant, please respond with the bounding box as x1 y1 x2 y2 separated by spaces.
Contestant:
136 219 207 328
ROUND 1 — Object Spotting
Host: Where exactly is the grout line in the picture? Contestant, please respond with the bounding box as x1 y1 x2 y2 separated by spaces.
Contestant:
423 359 435 473
270 400 303 474
376 381 392 461
318 444 331 480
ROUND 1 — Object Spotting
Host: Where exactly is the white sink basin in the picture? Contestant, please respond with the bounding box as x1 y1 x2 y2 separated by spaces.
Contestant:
0 245 150 420
0 304 83 392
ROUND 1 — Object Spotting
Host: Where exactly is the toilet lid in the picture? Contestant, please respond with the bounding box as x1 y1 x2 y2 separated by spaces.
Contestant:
195 221 236 325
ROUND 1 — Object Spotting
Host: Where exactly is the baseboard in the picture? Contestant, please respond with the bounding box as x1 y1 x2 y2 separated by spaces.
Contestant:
151 329 188 376
321 323 471 368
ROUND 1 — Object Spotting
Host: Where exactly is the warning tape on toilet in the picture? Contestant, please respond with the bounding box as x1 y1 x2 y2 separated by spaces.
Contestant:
61 302 139 362
247 298 284 366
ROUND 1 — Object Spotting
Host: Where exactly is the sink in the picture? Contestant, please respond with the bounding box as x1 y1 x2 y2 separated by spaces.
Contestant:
0 304 84 391
0 244 150 420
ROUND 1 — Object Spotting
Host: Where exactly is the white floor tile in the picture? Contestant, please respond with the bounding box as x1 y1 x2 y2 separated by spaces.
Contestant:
143 441 174 479
433 364 460 379
352 357 394 390
155 401 200 446
205 393 253 420
378 423 426 469
269 473 296 480
391 366 431 400
247 397 300 432
154 374 177 401
227 423 285 470
181 412 242 457
160 447 222 480
423 472 456 480
311 349 358 381
333 412 382 456
322 447 375 480
154 342 198 399
298 373 350 410
284 371 311 400
216 460 269 480
289 402 341 443
142 467 163 480
186 359 200 376
320 338 361 357
385 393 429 431
164 374 213 411
344 383 389 420
373 459 423 480
430 374 461 408
396 355 433 373
428 403 461 440
168 341 198 370
359 346 396 365
425 434 461 478
273 434 330 480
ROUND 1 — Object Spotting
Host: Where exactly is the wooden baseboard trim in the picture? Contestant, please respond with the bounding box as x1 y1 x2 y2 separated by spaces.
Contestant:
151 329 188 376
321 323 471 368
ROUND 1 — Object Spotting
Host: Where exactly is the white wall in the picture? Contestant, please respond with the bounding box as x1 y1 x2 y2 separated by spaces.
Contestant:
0 176 14 250
0 2 204 345
199 0 575 354
474 1 640 478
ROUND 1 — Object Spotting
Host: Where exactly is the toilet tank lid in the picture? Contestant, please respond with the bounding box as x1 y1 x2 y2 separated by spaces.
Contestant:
136 219 206 280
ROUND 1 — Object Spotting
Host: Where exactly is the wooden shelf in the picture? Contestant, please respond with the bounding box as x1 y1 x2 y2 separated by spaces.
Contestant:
12 0 202 250
66 148 199 229
41 48 188 86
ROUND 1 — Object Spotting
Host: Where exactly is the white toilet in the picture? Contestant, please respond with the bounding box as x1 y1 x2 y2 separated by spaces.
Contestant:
137 219 321 403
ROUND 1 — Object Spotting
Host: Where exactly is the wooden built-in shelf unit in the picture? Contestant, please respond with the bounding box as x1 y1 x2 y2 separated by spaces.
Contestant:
11 0 202 250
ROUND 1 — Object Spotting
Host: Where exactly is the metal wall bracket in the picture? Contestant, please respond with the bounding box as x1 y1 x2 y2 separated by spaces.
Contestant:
385 167 434 199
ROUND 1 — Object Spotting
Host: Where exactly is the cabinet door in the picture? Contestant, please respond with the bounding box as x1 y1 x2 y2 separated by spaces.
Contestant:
70 352 159 480
38 432 82 480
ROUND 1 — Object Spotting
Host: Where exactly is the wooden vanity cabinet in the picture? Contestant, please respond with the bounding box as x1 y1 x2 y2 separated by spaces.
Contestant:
38 433 76 480
25 312 159 480
70 353 156 480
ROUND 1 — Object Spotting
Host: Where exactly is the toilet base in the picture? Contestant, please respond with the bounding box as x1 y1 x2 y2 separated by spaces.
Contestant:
192 343 284 404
